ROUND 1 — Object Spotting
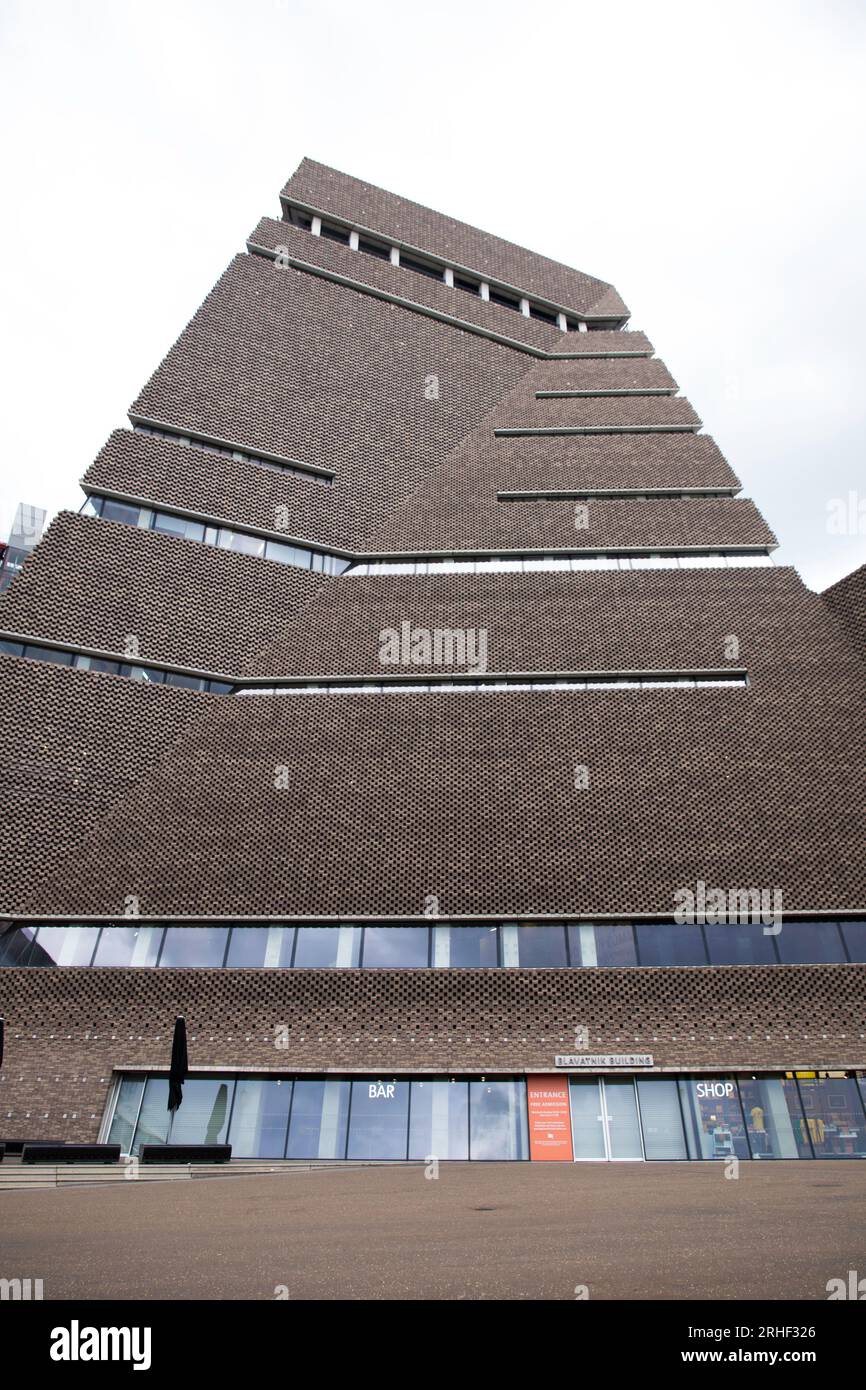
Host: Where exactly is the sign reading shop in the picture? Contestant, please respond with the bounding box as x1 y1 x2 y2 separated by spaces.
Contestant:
554 1053 654 1068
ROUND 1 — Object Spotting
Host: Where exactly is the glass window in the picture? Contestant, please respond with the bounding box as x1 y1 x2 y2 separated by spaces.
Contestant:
286 1079 350 1159
0 639 24 656
0 925 39 966
226 926 295 967
121 665 164 684
152 512 205 543
447 926 499 967
568 923 637 967
635 924 708 967
131 1077 171 1152
293 926 360 967
795 1073 866 1158
92 926 162 967
88 658 120 675
569 1079 607 1159
107 1077 145 1153
705 922 778 965
165 1078 234 1146
100 498 141 526
636 1079 688 1159
361 926 430 968
218 528 266 558
516 924 568 967
24 645 73 666
775 920 846 964
33 926 101 966
347 1079 410 1159
840 920 866 962
469 1080 529 1159
678 1078 749 1159
408 1080 469 1160
738 1076 808 1159
229 1079 292 1158
158 926 229 967
265 540 311 568
162 671 207 691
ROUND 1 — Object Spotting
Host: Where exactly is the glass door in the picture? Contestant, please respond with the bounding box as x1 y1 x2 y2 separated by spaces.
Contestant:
602 1079 644 1160
569 1078 645 1160
569 1079 607 1159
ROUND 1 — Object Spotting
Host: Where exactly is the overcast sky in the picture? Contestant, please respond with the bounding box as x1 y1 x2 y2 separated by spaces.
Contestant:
1 0 864 590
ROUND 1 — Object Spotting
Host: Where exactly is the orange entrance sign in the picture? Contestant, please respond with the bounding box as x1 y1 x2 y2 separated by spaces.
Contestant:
527 1075 573 1160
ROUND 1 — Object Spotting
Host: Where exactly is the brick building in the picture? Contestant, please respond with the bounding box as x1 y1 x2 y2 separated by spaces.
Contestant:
1 159 864 1163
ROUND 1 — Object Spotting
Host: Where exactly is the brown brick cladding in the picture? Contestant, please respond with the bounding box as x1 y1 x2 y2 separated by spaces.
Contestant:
524 356 676 390
249 218 565 351
368 496 772 553
497 394 701 430
823 564 866 663
0 963 863 1144
281 158 628 318
0 658 215 913
0 511 325 672
84 429 345 551
245 565 805 677
17 571 866 918
128 253 534 550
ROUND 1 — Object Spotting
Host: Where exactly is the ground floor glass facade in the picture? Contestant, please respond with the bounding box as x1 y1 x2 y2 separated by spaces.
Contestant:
106 1071 866 1162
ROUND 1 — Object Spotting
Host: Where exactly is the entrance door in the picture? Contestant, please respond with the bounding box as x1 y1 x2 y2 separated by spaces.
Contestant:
569 1078 644 1160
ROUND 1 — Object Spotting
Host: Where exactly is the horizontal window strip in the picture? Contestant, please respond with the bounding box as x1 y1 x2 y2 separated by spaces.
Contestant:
249 243 643 361
349 553 774 574
497 488 740 500
0 638 746 697
2 918 862 970
494 425 700 437
234 671 748 696
130 421 334 482
82 494 351 576
535 389 675 398
280 199 622 331
0 634 234 693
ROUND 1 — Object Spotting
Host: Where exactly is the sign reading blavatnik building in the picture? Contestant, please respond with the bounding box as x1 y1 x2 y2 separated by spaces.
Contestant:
0 157 863 1165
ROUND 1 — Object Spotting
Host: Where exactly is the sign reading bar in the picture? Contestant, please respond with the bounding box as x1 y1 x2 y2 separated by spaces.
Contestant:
555 1053 654 1068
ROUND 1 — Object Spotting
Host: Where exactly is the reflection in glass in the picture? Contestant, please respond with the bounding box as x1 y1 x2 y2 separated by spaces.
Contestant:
361 927 430 968
775 921 846 964
516 924 568 967
469 1080 529 1159
107 1077 145 1153
226 926 295 967
293 927 360 967
158 927 229 967
133 1078 171 1152
447 926 499 967
636 1079 687 1159
795 1073 866 1157
0 926 39 966
408 1080 469 1159
704 923 778 966
567 924 637 967
678 1078 749 1159
347 1080 410 1159
286 1079 350 1158
230 1079 291 1157
93 926 162 967
635 924 707 967
738 1076 805 1158
840 920 866 962
34 926 101 967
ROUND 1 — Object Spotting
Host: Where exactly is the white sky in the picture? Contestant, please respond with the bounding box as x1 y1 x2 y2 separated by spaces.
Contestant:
1 0 864 590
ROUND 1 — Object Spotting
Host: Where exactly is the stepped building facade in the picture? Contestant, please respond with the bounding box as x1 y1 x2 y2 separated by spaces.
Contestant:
1 160 865 1163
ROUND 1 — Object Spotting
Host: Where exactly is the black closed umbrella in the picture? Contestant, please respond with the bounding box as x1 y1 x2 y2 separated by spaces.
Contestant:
167 1015 188 1119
